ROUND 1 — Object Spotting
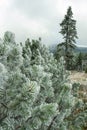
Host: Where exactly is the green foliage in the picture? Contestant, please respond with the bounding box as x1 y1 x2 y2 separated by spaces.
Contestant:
76 52 83 71
68 83 87 130
0 31 86 130
55 6 78 69
85 67 87 73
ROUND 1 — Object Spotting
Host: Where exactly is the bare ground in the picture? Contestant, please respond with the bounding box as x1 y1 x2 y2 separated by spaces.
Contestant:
69 71 87 104
69 71 87 86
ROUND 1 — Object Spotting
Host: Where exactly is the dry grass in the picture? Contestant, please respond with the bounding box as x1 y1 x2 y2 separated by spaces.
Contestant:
69 71 87 130
69 71 87 102
69 71 87 85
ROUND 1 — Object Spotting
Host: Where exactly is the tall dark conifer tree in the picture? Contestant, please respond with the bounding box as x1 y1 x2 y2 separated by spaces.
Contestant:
58 6 78 69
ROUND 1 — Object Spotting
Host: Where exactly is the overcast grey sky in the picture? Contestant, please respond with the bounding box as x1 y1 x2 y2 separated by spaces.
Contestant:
0 0 87 46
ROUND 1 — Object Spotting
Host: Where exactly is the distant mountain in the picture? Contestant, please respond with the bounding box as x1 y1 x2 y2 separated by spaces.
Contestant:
75 47 87 53
49 44 87 54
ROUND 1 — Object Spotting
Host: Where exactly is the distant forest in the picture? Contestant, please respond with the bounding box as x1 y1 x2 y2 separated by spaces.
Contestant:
50 45 87 54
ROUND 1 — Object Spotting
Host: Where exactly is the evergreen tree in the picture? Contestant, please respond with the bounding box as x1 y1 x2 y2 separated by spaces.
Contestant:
0 32 86 130
77 52 83 71
56 6 78 69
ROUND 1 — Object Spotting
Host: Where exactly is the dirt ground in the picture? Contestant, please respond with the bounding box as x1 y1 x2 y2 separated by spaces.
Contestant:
69 71 87 85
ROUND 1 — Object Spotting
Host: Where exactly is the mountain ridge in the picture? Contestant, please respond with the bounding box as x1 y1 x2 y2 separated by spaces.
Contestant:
49 45 87 54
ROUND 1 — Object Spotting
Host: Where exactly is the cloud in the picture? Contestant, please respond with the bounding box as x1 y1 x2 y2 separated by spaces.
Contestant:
0 0 87 46
11 0 59 44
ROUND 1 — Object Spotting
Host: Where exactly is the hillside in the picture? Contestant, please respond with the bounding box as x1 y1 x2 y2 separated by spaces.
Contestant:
75 46 87 53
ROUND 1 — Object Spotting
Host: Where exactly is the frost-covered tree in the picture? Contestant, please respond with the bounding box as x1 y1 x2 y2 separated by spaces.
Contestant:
0 32 86 130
